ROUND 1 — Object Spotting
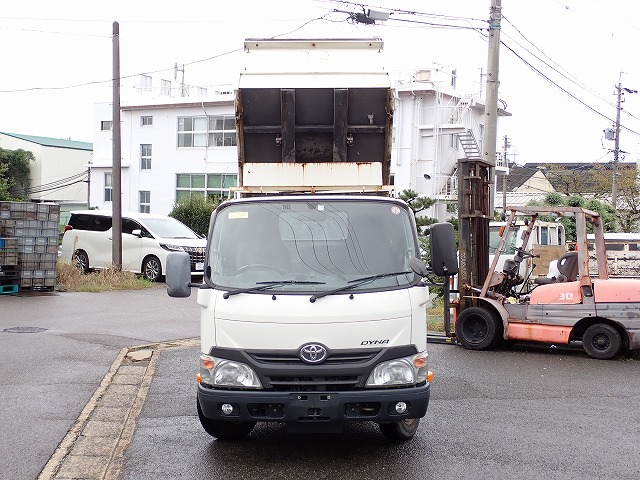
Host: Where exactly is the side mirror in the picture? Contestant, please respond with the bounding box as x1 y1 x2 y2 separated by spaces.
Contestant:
131 229 142 237
166 252 192 298
429 222 459 276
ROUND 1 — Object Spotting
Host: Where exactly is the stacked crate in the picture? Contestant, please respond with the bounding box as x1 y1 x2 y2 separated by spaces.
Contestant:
0 237 19 294
0 201 60 292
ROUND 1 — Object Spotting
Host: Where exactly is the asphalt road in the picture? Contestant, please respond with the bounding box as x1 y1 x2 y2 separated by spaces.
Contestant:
123 342 640 480
0 287 199 480
2 287 640 480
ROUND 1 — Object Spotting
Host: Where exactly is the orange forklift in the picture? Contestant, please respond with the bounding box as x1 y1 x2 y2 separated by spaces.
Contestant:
428 158 640 359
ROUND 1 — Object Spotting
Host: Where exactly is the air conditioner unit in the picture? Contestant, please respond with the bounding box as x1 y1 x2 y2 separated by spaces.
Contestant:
415 70 431 82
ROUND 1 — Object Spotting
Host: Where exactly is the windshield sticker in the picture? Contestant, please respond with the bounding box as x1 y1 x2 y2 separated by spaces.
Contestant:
390 206 401 215
228 211 249 219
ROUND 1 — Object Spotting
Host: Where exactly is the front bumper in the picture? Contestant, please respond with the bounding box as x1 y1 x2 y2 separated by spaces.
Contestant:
197 382 430 424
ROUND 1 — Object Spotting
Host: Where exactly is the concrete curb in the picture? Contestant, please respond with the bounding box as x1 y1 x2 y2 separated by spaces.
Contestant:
38 337 199 480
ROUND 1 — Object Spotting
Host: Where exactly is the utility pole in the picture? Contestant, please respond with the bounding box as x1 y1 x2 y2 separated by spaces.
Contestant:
611 73 638 209
112 21 122 269
483 0 502 212
502 135 510 213
612 78 622 209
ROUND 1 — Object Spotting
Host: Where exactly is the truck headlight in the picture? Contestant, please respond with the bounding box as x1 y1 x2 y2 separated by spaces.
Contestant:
198 354 262 389
365 351 429 387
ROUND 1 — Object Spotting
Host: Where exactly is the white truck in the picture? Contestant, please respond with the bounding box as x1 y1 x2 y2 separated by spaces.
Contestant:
166 39 444 441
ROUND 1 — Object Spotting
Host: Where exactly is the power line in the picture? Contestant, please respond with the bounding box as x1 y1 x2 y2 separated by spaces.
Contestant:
502 15 640 125
0 15 328 94
501 40 640 137
24 170 88 195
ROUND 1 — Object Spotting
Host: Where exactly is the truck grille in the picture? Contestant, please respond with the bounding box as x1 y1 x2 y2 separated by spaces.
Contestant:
267 375 360 392
182 246 205 271
247 349 381 366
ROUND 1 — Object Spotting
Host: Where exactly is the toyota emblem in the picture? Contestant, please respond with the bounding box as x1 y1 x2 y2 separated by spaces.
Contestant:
299 343 328 364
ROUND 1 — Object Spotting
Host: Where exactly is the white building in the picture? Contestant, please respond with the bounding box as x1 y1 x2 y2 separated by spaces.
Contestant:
91 93 238 215
90 69 509 221
0 132 92 223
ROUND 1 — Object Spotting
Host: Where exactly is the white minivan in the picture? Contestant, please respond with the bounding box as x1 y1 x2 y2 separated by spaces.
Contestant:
60 210 206 281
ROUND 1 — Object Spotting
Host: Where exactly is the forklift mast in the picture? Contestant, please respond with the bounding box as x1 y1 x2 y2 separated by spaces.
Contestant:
457 158 493 310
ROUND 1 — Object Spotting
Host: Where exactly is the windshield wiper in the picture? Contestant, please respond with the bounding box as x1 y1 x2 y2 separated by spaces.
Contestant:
223 280 326 299
309 271 412 303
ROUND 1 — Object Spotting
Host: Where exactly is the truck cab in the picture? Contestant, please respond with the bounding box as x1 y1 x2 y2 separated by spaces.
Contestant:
166 38 435 441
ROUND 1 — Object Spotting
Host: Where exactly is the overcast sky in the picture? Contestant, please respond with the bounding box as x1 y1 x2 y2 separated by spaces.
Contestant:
1 0 639 166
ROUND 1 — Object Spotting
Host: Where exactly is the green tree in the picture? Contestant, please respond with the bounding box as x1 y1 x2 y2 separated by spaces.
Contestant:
0 162 9 200
168 195 218 236
397 189 440 267
0 148 34 200
398 189 438 230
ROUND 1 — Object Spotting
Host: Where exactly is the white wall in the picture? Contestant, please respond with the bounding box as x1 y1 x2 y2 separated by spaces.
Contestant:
0 133 90 205
90 98 237 215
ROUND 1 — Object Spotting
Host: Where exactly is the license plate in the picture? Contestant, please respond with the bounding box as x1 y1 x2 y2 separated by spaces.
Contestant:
195 262 204 271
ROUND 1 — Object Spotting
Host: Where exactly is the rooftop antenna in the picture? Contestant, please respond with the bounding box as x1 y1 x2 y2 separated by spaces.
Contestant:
174 62 185 97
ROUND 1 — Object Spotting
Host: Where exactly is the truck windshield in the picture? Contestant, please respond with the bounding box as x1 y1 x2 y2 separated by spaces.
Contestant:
206 199 418 293
489 226 517 255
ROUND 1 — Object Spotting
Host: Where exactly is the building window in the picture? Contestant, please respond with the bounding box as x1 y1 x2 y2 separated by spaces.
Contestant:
140 144 152 170
141 116 153 126
101 121 112 131
139 191 150 213
177 117 207 147
176 173 237 202
161 79 171 96
104 173 112 202
140 74 152 93
177 115 236 148
450 134 458 149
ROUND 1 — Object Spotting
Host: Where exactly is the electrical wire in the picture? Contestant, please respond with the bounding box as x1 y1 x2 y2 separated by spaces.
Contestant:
23 170 88 195
0 15 329 94
502 15 640 125
501 40 640 138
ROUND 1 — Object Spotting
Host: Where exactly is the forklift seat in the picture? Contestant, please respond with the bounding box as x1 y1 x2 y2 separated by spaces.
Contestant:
556 251 579 282
534 251 579 285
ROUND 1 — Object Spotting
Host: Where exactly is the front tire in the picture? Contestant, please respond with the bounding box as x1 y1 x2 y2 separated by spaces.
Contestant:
141 255 162 282
72 250 90 273
197 401 255 440
455 306 501 350
583 324 622 360
379 418 420 441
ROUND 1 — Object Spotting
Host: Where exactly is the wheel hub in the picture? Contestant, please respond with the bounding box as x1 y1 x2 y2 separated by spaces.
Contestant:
592 333 610 351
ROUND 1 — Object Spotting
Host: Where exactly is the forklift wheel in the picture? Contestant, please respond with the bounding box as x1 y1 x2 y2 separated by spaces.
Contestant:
583 323 622 360
455 306 501 350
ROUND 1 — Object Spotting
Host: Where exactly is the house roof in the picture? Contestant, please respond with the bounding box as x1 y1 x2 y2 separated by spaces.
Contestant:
498 161 638 194
526 161 637 195
499 164 538 191
494 191 546 209
0 132 92 151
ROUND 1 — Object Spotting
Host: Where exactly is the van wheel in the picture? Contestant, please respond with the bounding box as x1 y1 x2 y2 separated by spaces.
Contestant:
72 250 90 273
455 306 501 350
142 255 162 282
197 401 255 440
583 324 622 360
379 418 420 441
